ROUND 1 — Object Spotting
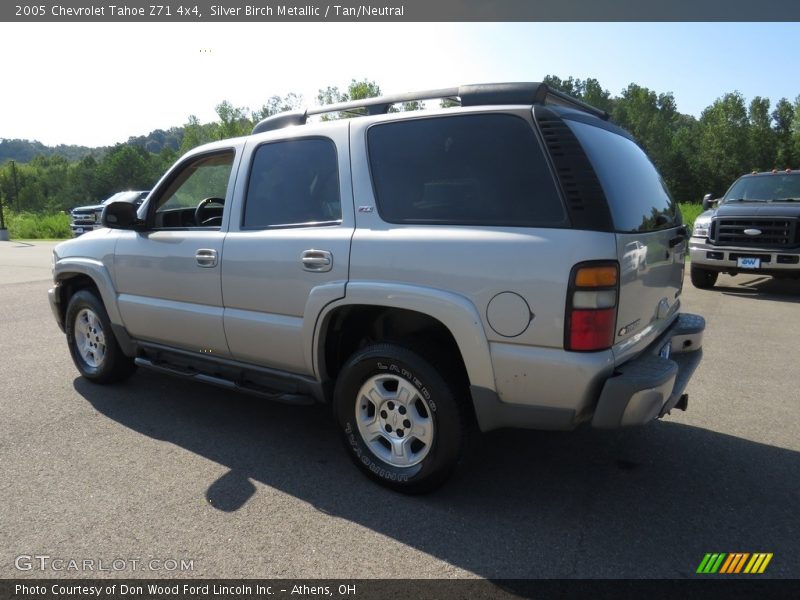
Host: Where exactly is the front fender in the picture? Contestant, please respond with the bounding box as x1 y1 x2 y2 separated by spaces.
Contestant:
54 257 123 327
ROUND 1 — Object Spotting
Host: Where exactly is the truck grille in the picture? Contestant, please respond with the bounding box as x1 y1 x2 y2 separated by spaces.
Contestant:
71 211 97 225
711 218 798 249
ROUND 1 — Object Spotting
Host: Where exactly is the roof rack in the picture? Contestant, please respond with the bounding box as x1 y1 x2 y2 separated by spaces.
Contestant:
251 82 608 135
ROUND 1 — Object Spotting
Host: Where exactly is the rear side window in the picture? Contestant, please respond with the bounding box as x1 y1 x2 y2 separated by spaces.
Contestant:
566 119 680 232
368 114 566 226
243 138 341 229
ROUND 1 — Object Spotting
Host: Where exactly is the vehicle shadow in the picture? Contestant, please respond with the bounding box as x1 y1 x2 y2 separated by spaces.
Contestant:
76 373 799 579
716 275 800 303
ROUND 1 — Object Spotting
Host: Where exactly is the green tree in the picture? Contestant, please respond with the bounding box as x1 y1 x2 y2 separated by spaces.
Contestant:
542 75 614 113
401 101 424 111
613 85 675 164
669 115 703 201
317 85 348 107
179 115 216 154
317 79 382 119
793 96 800 168
772 97 796 169
96 144 160 198
253 93 304 121
215 100 252 139
348 78 382 101
581 78 614 113
64 155 101 207
695 92 751 195
543 74 583 97
748 96 775 171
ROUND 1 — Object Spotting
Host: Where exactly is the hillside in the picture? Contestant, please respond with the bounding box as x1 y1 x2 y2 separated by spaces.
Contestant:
0 138 101 163
0 127 184 164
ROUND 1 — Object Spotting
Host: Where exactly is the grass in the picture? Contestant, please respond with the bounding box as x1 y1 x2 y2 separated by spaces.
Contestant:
679 202 704 231
4 212 71 240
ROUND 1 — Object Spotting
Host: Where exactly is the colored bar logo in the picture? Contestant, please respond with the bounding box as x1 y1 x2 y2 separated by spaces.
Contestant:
696 552 773 574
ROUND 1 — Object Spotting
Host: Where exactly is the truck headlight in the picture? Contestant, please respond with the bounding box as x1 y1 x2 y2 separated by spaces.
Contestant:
693 217 711 238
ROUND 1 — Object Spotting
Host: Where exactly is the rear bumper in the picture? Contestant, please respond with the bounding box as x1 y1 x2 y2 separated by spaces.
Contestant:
591 313 705 428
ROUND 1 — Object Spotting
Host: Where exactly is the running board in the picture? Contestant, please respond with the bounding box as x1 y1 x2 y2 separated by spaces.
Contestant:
134 357 315 405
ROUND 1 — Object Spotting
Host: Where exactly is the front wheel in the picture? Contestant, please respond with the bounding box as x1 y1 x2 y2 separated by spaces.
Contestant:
65 290 136 383
690 265 718 289
334 343 471 493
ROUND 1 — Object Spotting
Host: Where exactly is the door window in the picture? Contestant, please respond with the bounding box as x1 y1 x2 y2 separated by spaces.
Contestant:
152 151 235 229
242 138 341 229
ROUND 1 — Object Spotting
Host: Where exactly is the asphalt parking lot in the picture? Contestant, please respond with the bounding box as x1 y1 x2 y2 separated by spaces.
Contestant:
1 240 798 580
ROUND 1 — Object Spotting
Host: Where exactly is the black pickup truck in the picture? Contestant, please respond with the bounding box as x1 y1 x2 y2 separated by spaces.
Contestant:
689 170 800 288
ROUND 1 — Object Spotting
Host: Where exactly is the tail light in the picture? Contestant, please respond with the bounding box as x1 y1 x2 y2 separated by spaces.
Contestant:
565 261 619 351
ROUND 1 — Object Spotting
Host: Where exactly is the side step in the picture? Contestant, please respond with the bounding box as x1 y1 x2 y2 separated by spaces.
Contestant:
134 357 315 405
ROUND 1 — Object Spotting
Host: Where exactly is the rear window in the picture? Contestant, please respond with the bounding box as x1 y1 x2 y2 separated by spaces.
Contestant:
566 119 680 232
367 114 566 227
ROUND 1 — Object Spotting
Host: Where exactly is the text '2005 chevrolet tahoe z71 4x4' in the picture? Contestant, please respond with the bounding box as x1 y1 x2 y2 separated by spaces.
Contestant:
49 83 705 492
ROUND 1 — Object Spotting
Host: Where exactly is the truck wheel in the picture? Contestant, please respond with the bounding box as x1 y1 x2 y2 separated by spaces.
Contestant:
65 290 136 383
690 265 718 289
334 343 470 494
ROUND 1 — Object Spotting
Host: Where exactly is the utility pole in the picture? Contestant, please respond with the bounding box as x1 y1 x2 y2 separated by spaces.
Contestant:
11 160 19 206
0 189 5 231
0 162 8 235
0 190 6 240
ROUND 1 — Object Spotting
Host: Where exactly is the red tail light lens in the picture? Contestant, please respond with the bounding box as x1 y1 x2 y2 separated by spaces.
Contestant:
569 308 616 351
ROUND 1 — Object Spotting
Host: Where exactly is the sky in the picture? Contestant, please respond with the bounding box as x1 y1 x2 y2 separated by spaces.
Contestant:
1 22 799 147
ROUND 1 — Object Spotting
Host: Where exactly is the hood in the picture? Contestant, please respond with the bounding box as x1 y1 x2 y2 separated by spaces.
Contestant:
713 201 800 218
71 204 104 214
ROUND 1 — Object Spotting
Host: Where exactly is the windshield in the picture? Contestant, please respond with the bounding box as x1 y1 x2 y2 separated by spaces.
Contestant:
723 174 800 202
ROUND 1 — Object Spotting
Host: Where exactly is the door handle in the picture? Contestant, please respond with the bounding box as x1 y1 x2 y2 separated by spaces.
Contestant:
668 226 689 248
195 248 218 268
301 249 332 272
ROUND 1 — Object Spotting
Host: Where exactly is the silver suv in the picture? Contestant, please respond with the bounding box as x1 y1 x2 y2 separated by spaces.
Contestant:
48 83 705 492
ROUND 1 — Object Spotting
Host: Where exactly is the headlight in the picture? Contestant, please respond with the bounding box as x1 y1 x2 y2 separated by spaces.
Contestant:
693 217 711 238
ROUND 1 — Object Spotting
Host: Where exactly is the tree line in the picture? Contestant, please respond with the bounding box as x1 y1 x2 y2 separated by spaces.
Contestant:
1 76 799 215
543 76 799 203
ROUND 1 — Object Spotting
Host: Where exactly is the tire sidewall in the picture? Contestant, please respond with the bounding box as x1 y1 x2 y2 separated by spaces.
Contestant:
691 265 718 288
334 345 463 491
65 290 117 381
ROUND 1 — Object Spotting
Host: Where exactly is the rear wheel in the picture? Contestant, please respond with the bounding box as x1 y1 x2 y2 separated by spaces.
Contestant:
334 343 471 493
690 265 718 289
65 290 135 383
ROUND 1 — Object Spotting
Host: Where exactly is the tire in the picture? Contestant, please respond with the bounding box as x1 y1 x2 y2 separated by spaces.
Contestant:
690 265 718 289
65 290 136 383
334 343 471 494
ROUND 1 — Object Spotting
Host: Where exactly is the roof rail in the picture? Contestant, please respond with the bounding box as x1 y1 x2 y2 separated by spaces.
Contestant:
251 82 608 135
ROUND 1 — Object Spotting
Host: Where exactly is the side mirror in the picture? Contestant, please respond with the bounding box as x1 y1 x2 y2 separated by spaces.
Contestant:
701 193 715 211
102 201 144 230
